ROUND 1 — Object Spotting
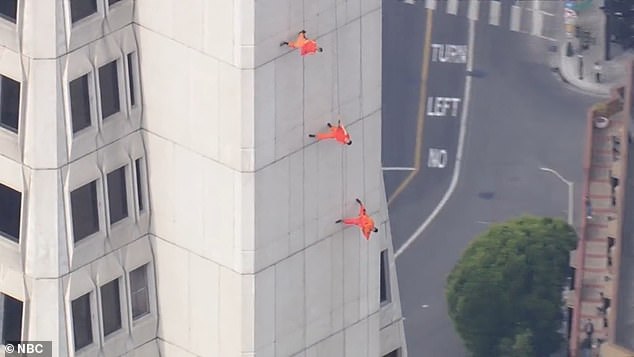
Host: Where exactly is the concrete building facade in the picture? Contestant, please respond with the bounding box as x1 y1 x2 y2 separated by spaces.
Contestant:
0 0 406 356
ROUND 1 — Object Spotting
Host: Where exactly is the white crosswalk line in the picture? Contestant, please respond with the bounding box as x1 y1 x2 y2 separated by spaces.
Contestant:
510 5 521 32
425 0 436 10
446 0 459 15
489 1 501 26
467 0 479 21
532 0 541 36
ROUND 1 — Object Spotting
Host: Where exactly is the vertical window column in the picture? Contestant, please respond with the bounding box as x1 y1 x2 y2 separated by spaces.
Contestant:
70 180 100 242
126 53 136 107
106 166 128 224
70 0 98 24
0 75 20 133
0 183 21 243
0 0 17 23
98 60 120 119
0 293 23 344
380 250 391 305
129 264 150 320
100 279 122 337
71 293 93 351
69 74 92 134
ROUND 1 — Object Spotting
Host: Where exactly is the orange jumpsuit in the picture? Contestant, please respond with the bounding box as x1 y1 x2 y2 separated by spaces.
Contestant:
286 32 320 56
340 201 377 240
314 123 351 145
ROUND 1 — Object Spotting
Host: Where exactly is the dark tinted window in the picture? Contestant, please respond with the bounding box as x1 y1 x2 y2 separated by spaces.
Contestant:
99 61 120 119
0 75 20 133
0 183 21 242
0 294 23 344
100 279 122 336
71 181 99 242
135 159 144 211
70 75 91 133
0 0 17 23
107 167 128 224
130 264 149 319
380 250 390 303
70 0 98 23
71 293 93 350
127 53 135 107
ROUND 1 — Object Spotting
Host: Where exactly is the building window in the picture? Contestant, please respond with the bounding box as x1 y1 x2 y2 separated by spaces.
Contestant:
126 53 136 107
108 0 122 6
107 166 128 224
69 74 91 133
383 349 401 357
135 158 144 212
0 75 20 133
70 0 98 24
130 264 149 319
100 279 122 337
380 250 391 304
71 180 99 242
0 0 17 23
71 293 93 351
99 60 120 119
0 293 23 345
0 183 21 243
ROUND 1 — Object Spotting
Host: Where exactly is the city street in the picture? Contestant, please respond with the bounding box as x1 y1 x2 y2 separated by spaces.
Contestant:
382 0 600 355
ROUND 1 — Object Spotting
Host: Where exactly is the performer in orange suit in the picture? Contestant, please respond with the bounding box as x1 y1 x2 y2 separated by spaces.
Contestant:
308 120 352 145
336 199 378 240
280 30 323 56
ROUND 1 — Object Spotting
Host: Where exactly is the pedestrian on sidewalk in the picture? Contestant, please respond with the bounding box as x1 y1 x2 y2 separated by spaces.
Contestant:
335 198 378 240
308 120 352 145
584 319 594 337
578 54 584 80
594 61 603 83
280 30 323 56
585 195 592 219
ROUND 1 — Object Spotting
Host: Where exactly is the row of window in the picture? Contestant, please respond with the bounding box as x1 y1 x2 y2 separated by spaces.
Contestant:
73 264 150 351
0 51 137 136
72 157 146 242
71 0 123 24
0 0 124 25
0 263 151 351
70 52 137 135
0 157 146 244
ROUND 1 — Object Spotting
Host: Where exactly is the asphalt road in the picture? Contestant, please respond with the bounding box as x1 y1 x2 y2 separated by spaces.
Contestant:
382 1 600 356
382 1 468 250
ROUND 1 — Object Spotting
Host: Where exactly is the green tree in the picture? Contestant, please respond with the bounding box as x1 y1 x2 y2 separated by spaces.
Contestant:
499 329 535 357
446 216 577 357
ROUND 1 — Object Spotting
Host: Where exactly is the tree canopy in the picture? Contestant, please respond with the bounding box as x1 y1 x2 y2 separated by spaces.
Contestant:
446 216 577 357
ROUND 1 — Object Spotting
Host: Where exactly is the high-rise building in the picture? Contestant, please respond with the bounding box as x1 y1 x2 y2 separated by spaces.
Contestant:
0 1 406 356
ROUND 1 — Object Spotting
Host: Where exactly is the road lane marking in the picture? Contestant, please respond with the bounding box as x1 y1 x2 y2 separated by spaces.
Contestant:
447 0 459 15
425 0 436 10
489 1 501 26
383 167 417 171
387 8 434 206
531 0 541 36
430 44 468 63
510 5 521 32
427 97 462 117
427 148 448 168
467 0 479 20
395 17 476 259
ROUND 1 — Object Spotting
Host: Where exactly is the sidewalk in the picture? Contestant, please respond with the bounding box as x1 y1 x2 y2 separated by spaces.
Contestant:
555 0 632 96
